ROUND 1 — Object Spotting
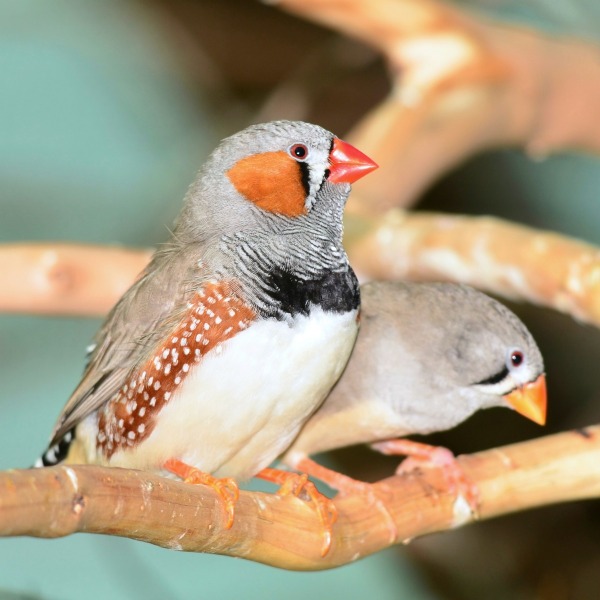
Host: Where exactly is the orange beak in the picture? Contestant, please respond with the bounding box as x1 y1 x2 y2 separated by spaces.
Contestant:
328 138 378 184
503 374 547 425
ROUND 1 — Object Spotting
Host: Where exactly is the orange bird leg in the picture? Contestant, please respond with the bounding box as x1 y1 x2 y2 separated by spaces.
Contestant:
163 458 239 529
293 457 399 543
256 467 338 556
371 439 480 516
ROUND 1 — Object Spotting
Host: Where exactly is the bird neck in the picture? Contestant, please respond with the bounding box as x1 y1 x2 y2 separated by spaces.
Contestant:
220 222 356 320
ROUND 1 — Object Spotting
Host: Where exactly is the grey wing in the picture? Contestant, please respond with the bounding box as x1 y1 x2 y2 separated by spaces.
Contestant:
49 246 201 445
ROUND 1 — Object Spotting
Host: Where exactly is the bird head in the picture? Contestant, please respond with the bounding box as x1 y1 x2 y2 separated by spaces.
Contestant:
175 120 377 244
438 284 547 426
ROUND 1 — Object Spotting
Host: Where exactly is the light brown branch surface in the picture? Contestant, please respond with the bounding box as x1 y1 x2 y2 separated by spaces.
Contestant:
1 426 599 570
0 243 151 316
346 211 600 327
5 217 600 327
275 0 600 212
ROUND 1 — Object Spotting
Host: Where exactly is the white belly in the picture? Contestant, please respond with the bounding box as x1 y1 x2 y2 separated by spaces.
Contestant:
105 307 358 479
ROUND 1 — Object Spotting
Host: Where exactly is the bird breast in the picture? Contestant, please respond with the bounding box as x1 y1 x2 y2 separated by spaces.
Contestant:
102 306 359 480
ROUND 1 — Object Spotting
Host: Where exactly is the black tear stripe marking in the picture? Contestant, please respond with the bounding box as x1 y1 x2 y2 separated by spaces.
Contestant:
298 161 311 199
476 366 509 386
265 267 360 318
39 428 76 466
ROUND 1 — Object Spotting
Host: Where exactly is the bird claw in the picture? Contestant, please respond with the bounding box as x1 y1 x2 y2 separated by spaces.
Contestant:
372 439 480 517
257 467 337 556
292 456 398 543
164 458 240 529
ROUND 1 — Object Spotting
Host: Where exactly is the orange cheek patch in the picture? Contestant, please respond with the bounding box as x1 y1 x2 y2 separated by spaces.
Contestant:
227 151 307 217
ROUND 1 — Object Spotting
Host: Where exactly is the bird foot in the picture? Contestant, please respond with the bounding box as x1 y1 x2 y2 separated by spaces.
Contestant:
291 457 399 543
371 439 480 517
163 458 239 529
256 467 337 556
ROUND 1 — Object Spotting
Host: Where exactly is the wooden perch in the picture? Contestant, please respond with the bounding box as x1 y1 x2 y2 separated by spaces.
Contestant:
2 426 599 570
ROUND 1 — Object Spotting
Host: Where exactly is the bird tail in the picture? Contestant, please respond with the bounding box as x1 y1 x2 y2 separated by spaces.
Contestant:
34 428 76 467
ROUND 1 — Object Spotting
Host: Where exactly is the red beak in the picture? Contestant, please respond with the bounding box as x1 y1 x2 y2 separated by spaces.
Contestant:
328 138 378 184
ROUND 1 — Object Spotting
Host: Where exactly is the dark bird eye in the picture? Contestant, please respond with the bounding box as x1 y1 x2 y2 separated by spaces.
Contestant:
510 351 524 367
289 143 309 160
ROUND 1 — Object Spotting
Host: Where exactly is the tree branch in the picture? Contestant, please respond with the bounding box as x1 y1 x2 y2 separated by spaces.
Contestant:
0 243 150 316
345 211 600 327
2 426 599 569
4 213 600 327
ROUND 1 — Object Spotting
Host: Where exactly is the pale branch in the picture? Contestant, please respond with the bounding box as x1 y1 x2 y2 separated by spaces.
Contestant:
3 213 600 326
1 426 599 569
273 0 600 212
0 243 151 316
344 211 600 327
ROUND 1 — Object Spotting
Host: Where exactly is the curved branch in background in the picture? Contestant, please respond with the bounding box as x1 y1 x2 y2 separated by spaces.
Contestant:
0 243 151 316
273 0 600 213
3 217 600 325
345 211 600 326
1 426 599 570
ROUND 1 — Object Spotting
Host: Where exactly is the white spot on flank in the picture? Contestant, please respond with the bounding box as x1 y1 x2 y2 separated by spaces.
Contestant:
180 337 187 346
162 349 169 360
175 376 181 385
207 296 216 304
154 380 161 391
164 363 171 375
148 376 154 386
164 391 171 401
143 391 149 401
182 363 190 373
215 316 222 325
202 339 209 346
207 309 215 318
150 397 157 407
183 347 190 355
138 424 146 434
139 407 146 417
118 419 124 427
195 334 202 343
228 309 235 317
203 323 210 331
127 431 136 440
172 337 179 344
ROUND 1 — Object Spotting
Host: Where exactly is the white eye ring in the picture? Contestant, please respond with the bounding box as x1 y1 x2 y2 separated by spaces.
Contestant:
288 143 310 161
507 348 525 371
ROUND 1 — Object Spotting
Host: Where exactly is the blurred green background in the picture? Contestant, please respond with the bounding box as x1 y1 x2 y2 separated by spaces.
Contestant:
1 1 600 598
